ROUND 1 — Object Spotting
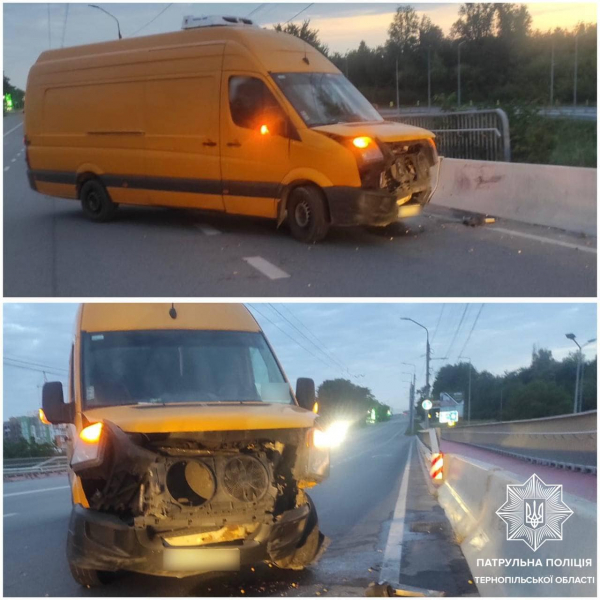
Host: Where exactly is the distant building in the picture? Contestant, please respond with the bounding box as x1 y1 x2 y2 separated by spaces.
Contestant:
3 414 68 452
439 392 465 419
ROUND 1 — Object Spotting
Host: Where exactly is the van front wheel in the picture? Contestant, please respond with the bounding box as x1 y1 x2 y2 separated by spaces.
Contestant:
80 180 118 222
68 562 110 588
286 186 329 243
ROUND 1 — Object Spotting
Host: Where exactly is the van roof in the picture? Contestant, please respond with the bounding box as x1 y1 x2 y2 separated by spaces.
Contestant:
79 303 261 333
34 25 337 75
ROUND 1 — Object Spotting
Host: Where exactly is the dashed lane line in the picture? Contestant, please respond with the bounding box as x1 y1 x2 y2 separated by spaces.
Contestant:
195 224 221 236
243 256 290 280
4 485 70 497
3 121 23 137
4 513 18 518
4 166 9 171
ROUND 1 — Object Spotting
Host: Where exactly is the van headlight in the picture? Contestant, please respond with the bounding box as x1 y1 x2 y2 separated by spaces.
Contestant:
352 136 384 163
304 428 330 481
71 422 107 472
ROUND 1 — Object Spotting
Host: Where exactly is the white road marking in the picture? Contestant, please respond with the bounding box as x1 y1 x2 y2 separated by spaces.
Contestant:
3 121 23 137
427 212 596 254
11 158 16 162
332 426 404 468
243 256 290 280
4 513 18 518
4 485 70 498
380 441 413 585
491 226 597 255
4 166 9 172
195 224 221 236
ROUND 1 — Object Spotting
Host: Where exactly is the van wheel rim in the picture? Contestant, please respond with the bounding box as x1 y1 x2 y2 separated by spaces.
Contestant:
295 201 311 228
87 192 101 214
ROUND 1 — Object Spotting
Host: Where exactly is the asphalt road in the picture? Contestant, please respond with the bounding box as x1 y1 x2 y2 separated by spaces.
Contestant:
3 417 474 597
4 112 595 297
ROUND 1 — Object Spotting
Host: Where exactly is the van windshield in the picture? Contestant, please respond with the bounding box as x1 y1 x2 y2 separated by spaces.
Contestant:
271 72 383 127
82 330 293 408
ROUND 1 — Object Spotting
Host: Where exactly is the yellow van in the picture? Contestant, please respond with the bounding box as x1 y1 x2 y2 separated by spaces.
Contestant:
25 15 440 243
41 302 329 586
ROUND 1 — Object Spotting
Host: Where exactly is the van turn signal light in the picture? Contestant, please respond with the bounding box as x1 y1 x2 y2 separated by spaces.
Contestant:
352 136 372 149
80 422 103 443
39 408 50 425
260 124 270 135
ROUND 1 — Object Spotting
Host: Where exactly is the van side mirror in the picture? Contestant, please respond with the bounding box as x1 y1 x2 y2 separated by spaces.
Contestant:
295 378 316 410
42 382 74 424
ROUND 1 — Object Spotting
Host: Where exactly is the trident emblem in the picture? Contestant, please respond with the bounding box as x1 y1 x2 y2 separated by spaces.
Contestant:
525 499 544 529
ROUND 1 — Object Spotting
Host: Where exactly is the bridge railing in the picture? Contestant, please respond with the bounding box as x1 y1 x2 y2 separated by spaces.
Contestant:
3 456 69 478
386 108 511 162
440 410 597 472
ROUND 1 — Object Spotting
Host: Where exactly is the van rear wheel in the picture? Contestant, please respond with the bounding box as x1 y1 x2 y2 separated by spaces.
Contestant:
80 179 118 222
287 186 329 243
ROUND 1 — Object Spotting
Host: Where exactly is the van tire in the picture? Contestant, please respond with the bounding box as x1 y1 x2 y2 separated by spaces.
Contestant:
286 186 329 243
68 563 110 588
80 179 118 222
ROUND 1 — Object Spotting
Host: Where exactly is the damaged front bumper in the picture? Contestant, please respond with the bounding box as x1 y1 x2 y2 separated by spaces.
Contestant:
67 501 313 578
325 159 443 227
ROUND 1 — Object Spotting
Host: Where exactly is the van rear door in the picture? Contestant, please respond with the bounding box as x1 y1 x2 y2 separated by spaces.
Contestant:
220 73 293 219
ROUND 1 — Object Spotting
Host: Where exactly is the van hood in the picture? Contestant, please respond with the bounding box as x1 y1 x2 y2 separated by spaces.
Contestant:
83 403 316 434
312 120 434 143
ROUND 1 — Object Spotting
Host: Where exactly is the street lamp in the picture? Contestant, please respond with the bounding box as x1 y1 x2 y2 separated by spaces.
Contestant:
565 334 596 413
401 362 417 432
89 4 122 39
457 40 466 108
400 318 430 398
459 356 472 424
573 33 579 108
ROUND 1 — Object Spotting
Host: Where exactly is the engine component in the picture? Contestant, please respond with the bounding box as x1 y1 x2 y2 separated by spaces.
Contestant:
166 460 216 507
223 455 270 502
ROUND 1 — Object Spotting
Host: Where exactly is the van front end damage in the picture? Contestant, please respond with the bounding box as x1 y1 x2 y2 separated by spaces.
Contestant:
68 421 327 579
324 137 442 228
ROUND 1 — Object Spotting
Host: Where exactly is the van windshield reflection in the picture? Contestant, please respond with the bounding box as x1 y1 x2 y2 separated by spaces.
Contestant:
272 72 383 127
82 330 293 408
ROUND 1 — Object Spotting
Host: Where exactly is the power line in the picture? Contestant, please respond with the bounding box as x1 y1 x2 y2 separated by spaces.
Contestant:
4 361 67 378
275 304 354 376
130 3 172 37
457 304 485 358
285 3 314 24
444 304 469 360
267 304 357 378
431 304 446 343
61 3 69 48
4 355 68 373
246 4 266 18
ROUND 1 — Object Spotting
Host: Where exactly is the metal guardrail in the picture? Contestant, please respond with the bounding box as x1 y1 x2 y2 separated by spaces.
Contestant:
387 109 511 162
4 456 69 478
440 410 597 473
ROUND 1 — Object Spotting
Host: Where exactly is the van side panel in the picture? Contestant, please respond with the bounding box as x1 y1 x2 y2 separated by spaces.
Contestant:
144 73 224 211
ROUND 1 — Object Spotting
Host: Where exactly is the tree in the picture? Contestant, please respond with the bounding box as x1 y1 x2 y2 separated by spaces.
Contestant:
451 3 497 40
273 20 329 56
387 5 420 54
317 378 385 423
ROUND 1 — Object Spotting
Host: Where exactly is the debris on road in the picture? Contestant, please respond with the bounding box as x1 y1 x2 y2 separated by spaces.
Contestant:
462 215 496 227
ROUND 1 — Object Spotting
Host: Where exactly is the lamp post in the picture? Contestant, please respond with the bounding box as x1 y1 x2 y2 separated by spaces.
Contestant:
427 46 432 109
457 40 466 108
459 356 472 423
401 362 416 432
88 4 122 39
550 37 555 107
565 334 596 413
401 318 430 398
573 33 579 107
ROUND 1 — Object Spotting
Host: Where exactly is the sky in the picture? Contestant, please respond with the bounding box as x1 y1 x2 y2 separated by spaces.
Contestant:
3 2 597 90
3 302 596 419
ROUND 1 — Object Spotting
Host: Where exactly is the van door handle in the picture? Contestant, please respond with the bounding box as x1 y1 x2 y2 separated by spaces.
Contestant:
203 140 217 147
227 141 242 147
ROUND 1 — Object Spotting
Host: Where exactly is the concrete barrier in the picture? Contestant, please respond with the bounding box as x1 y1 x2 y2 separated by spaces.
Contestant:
436 453 597 596
440 411 597 471
431 158 597 236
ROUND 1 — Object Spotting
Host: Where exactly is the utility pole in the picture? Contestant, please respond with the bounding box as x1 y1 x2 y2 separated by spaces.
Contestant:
427 46 431 109
401 362 417 433
565 334 595 413
499 387 503 421
550 38 555 107
401 318 430 398
88 4 122 39
573 33 578 107
460 356 472 423
457 40 466 107
395 56 400 114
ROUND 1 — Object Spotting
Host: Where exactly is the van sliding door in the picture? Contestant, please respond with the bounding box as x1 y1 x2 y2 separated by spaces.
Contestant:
144 75 224 211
